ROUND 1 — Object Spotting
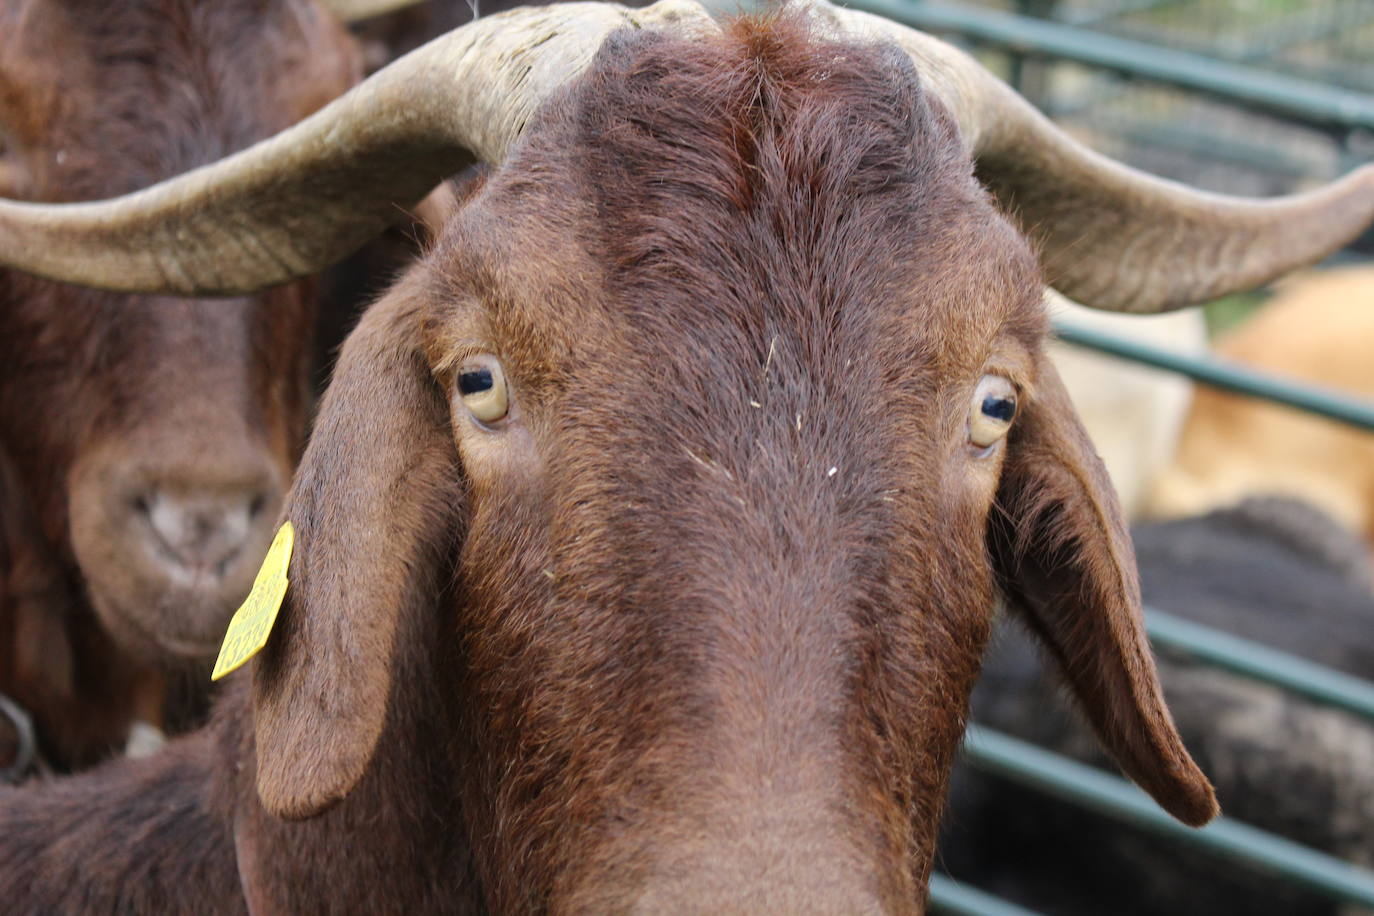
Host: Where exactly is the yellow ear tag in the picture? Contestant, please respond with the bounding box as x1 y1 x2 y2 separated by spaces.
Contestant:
211 521 294 681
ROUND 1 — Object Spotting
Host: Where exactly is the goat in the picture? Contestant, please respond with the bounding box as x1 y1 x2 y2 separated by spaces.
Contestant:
0 0 360 773
1150 265 1374 558
941 497 1374 915
2 0 1374 908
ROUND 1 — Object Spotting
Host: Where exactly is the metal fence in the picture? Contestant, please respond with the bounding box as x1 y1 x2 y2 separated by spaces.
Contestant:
840 1 1374 912
853 0 1374 226
925 326 1374 915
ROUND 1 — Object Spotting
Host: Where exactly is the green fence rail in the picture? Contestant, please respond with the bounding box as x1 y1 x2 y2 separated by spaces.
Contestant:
926 324 1374 916
928 327 1374 915
1051 318 1374 433
929 608 1374 915
936 727 1374 912
846 0 1374 132
1147 608 1374 723
930 873 1041 916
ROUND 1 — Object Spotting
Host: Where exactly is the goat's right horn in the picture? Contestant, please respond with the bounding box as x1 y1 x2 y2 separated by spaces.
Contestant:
825 3 1374 314
0 0 716 295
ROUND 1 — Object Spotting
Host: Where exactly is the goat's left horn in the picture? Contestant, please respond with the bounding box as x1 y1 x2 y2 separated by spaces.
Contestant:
0 1 716 295
825 3 1374 313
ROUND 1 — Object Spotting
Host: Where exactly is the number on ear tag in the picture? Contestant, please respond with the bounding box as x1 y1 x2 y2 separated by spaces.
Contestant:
211 521 294 681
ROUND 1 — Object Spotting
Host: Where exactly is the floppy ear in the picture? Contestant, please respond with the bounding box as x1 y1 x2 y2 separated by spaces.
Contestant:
251 270 462 820
989 354 1218 827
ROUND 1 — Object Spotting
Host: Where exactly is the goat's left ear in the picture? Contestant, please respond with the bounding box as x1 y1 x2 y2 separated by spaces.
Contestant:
989 354 1218 827
250 269 462 820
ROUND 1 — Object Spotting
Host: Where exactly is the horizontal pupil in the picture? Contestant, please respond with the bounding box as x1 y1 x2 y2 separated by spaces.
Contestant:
981 395 1016 423
458 369 495 395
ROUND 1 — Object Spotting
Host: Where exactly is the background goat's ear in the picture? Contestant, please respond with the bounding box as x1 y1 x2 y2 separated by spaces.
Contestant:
251 272 460 820
989 355 1218 827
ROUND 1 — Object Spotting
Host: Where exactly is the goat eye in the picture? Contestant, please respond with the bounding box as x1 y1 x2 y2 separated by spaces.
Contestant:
968 374 1017 450
456 359 509 425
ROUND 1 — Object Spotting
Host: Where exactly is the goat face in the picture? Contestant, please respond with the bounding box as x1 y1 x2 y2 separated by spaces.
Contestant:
248 21 1214 912
0 0 357 668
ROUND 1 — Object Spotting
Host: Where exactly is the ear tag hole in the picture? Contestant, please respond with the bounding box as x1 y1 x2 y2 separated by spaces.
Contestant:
211 521 294 681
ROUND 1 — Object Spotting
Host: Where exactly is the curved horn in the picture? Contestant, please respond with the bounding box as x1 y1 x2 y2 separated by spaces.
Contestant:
823 4 1374 313
0 0 716 295
321 0 431 22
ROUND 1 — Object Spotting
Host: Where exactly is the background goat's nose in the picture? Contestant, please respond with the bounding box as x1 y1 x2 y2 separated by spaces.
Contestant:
134 487 270 581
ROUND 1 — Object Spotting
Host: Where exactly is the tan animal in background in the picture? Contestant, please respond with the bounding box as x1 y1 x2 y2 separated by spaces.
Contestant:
1150 266 1374 558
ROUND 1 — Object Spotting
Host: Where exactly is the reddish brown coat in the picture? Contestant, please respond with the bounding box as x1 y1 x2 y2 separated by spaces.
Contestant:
0 14 1211 912
0 0 359 771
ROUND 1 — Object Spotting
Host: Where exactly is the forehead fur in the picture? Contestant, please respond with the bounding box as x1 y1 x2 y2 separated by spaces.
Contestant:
435 11 1043 372
415 17 1053 903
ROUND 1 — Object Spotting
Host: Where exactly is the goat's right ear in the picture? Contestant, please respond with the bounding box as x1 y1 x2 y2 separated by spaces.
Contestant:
989 354 1218 827
251 271 462 820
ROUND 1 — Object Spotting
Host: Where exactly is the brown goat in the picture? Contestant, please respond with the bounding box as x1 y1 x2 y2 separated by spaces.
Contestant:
0 0 359 772
2 0 1373 909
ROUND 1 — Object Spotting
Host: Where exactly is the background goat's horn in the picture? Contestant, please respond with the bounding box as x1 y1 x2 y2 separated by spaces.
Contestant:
0 1 715 295
828 4 1374 313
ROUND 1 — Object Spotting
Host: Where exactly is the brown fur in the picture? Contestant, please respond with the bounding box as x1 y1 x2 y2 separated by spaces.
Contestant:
0 13 1211 912
0 0 359 770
